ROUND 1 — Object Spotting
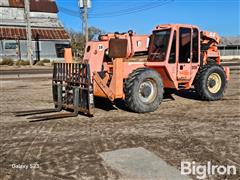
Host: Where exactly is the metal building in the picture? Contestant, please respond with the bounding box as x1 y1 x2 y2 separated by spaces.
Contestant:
218 36 240 60
0 0 70 61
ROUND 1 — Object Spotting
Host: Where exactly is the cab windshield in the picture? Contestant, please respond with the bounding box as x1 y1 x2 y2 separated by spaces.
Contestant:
148 29 171 61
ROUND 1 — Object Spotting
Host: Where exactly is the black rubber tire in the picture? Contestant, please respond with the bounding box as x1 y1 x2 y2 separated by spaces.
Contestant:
194 65 227 100
124 68 164 113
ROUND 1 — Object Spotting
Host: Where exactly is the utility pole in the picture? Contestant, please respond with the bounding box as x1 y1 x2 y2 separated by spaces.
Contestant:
83 0 88 44
79 0 91 44
17 38 21 61
24 0 33 66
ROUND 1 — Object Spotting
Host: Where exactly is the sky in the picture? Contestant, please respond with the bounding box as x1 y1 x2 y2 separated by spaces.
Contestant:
55 0 240 36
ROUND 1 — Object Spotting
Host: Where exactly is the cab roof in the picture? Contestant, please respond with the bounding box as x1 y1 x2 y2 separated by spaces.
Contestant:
154 24 200 31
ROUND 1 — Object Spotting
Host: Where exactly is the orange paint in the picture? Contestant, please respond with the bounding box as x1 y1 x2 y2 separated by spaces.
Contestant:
83 24 229 101
64 48 73 63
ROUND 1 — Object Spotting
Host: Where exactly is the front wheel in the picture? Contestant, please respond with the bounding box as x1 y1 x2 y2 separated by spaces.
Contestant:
194 65 227 100
124 68 164 113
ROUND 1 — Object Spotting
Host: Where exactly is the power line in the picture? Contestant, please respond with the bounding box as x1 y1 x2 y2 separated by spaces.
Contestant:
89 0 169 16
58 0 173 18
90 0 174 18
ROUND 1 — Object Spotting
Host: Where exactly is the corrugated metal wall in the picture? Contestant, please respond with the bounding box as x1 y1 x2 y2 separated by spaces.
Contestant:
219 49 240 56
7 0 58 13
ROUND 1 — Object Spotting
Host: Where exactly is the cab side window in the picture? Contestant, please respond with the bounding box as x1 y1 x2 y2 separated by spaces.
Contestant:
169 31 176 63
192 28 199 63
179 28 191 63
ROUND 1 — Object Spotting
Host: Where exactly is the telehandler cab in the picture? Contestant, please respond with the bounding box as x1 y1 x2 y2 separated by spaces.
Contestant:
15 24 229 120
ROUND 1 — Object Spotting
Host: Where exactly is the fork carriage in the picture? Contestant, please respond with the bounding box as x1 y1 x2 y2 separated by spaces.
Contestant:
52 62 94 116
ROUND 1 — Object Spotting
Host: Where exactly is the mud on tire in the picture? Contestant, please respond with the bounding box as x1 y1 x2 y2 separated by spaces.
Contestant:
124 68 164 113
194 65 227 100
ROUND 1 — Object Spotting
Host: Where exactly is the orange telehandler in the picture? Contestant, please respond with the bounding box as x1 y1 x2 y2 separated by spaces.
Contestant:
15 24 230 120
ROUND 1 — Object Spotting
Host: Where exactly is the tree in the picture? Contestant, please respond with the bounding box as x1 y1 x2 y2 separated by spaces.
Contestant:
88 26 105 40
67 29 85 58
67 26 105 58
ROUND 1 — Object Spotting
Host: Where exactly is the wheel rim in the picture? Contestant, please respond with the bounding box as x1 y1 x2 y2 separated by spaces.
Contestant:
207 73 222 93
139 79 157 104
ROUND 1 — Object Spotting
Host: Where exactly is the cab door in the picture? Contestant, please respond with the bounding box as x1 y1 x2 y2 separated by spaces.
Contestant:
177 27 192 80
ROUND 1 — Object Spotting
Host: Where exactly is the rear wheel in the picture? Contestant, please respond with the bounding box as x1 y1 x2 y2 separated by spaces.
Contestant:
195 65 227 100
124 68 164 113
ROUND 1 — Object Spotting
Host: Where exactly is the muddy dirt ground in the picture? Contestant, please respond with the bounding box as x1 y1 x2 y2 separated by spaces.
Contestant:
0 70 239 180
